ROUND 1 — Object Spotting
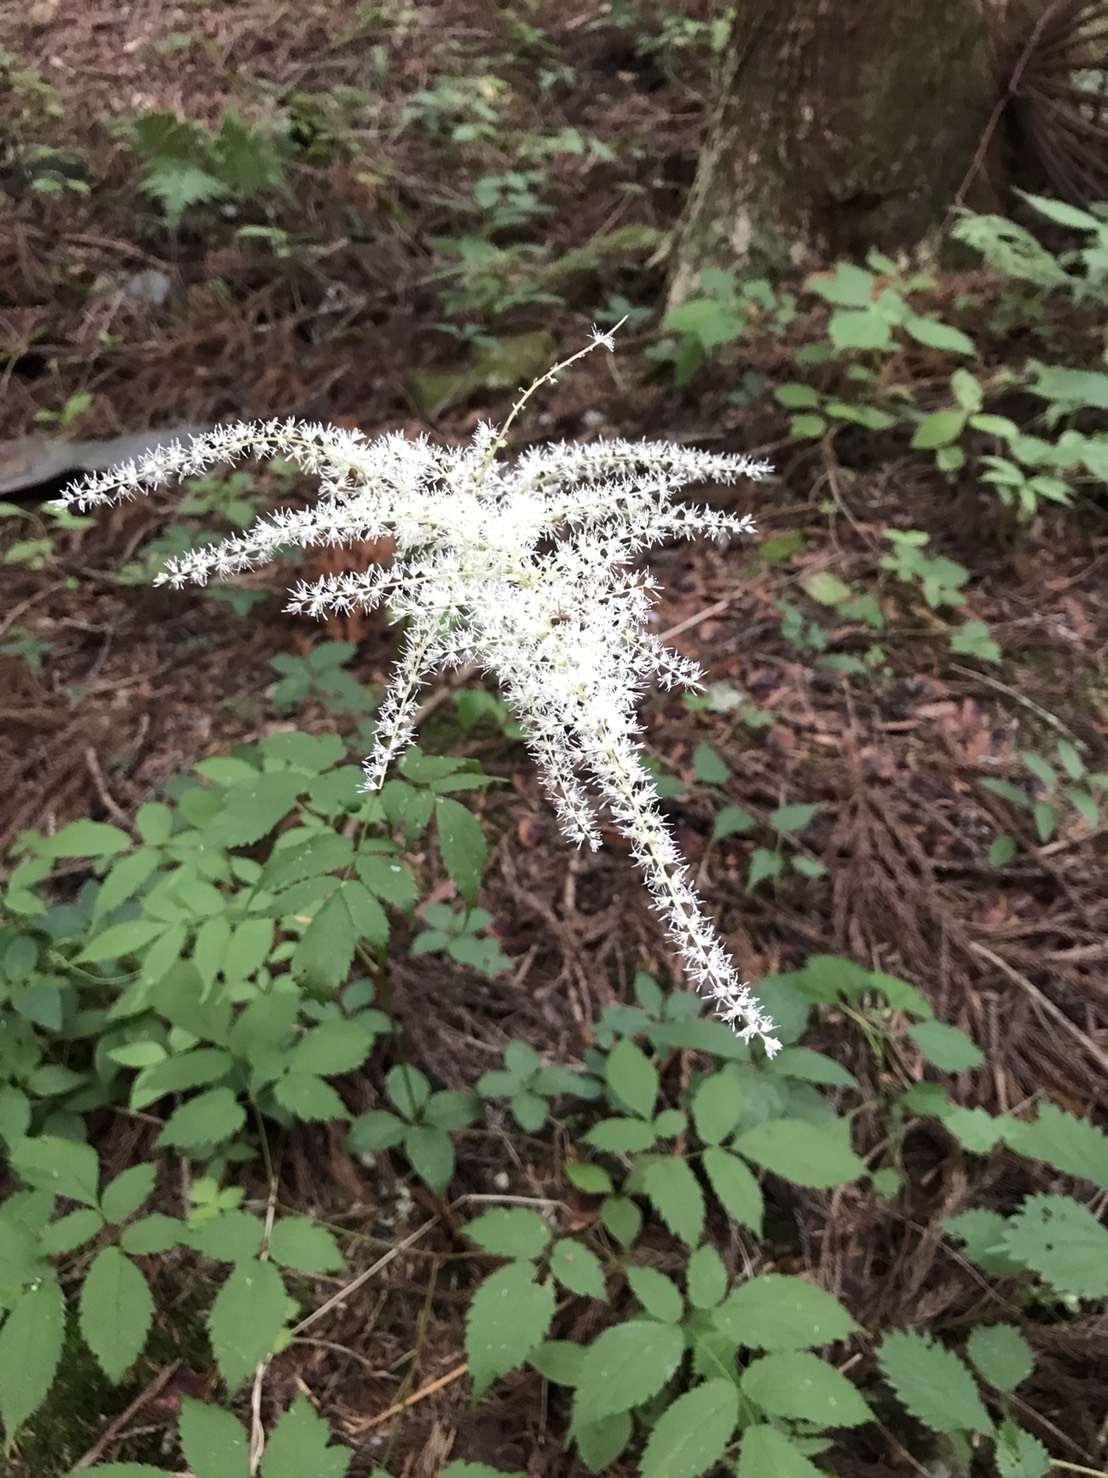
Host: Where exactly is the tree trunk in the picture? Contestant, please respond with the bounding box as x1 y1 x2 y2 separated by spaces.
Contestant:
667 0 1002 305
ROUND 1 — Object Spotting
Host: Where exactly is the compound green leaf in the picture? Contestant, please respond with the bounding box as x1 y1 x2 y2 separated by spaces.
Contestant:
466 1262 555 1398
966 1324 1034 1394
639 1378 739 1478
642 1157 705 1247
260 1396 352 1478
1001 1195 1108 1298
207 1258 293 1391
268 1218 344 1274
549 1239 607 1300
466 1207 552 1260
10 1134 100 1207
290 1020 376 1077
573 1320 685 1426
686 1245 728 1310
1003 1104 1108 1193
692 1071 744 1146
737 1425 827 1477
0 1271 65 1441
178 1396 250 1478
702 1147 763 1232
733 1119 865 1189
877 1329 990 1434
157 1087 245 1155
273 1073 348 1122
626 1266 684 1324
79 1246 154 1381
714 1274 858 1350
434 797 487 907
100 1163 157 1226
204 772 305 848
995 1419 1052 1478
743 1350 872 1428
606 1038 658 1120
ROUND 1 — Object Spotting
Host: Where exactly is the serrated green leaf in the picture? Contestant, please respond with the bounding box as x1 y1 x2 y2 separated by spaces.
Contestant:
291 1020 375 1077
204 772 304 848
702 1147 763 1232
573 1319 685 1425
466 1208 552 1260
178 1396 250 1478
945 1209 1023 1277
801 571 852 606
743 1350 872 1427
686 1245 728 1309
828 309 893 351
101 1163 157 1225
734 1119 864 1188
79 1247 154 1382
600 1195 642 1248
40 1207 105 1256
132 1047 234 1111
11 1135 100 1207
737 1425 827 1477
627 1265 684 1324
157 1087 245 1154
904 317 976 355
692 1071 744 1146
121 1213 184 1256
466 1263 555 1397
907 1020 984 1072
77 918 167 964
188 1210 264 1264
606 1038 658 1119
715 1273 858 1350
549 1239 607 1300
642 1157 705 1247
269 1218 344 1274
0 1271 65 1440
37 818 132 859
1002 1194 1108 1298
260 1396 352 1478
995 1419 1052 1478
435 797 487 906
692 742 729 785
1003 1104 1108 1192
575 1410 632 1473
207 1259 293 1391
273 1072 349 1122
769 802 820 833
583 1117 658 1153
966 1324 1033 1393
639 1378 739 1478
404 1123 455 1194
347 1110 406 1152
877 1329 990 1433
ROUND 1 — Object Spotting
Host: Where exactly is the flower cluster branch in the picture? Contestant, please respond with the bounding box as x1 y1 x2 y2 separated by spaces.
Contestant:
59 331 778 1053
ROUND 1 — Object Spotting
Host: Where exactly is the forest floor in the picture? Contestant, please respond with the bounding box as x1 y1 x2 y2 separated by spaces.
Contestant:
1 1 1107 1474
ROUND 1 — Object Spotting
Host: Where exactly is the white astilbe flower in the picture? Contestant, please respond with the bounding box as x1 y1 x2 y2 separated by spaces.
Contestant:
57 330 779 1054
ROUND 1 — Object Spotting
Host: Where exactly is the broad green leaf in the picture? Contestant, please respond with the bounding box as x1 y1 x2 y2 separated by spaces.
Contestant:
714 1273 858 1350
347 1110 406 1152
207 1259 293 1391
627 1266 684 1324
549 1239 607 1300
273 1073 348 1122
260 1396 352 1478
529 1339 585 1386
269 1218 344 1274
386 1064 430 1119
903 316 976 354
132 1048 234 1110
0 1271 65 1440
466 1263 555 1397
1001 1195 1108 1298
944 1209 1024 1278
686 1245 728 1310
966 1324 1034 1393
575 1410 632 1473
642 1157 705 1247
0 1214 47 1284
692 1070 744 1145
100 1163 157 1225
877 1329 990 1433
404 1124 455 1194
639 1378 739 1478
157 1087 245 1154
692 741 729 785
600 1195 642 1249
37 818 131 858
742 1350 872 1427
702 1147 764 1232
79 1248 154 1382
435 796 487 906
223 919 275 983
995 1419 1052 1478
733 1118 865 1188
292 882 388 995
204 772 305 848
711 805 755 843
43 1208 108 1257
178 1397 250 1478
800 571 852 606
77 919 166 964
606 1038 658 1120
11 1135 100 1207
772 1047 858 1089
907 1020 984 1072
466 1207 552 1261
121 1213 185 1256
1003 1104 1108 1193
738 1425 827 1477
828 309 893 352
583 1117 658 1154
290 1020 375 1077
189 1210 264 1265
769 802 820 833
573 1320 685 1425
263 831 354 894
807 263 876 307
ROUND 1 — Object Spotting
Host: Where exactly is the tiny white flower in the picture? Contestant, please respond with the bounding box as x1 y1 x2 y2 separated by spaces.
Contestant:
57 334 778 1054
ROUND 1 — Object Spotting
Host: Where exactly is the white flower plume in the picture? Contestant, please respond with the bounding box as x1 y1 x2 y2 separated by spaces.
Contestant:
58 337 779 1053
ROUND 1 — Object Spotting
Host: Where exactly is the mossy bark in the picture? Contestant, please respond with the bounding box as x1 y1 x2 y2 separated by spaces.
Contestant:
668 0 1002 305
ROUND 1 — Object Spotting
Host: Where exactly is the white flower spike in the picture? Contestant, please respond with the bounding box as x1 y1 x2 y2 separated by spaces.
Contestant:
58 332 779 1054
